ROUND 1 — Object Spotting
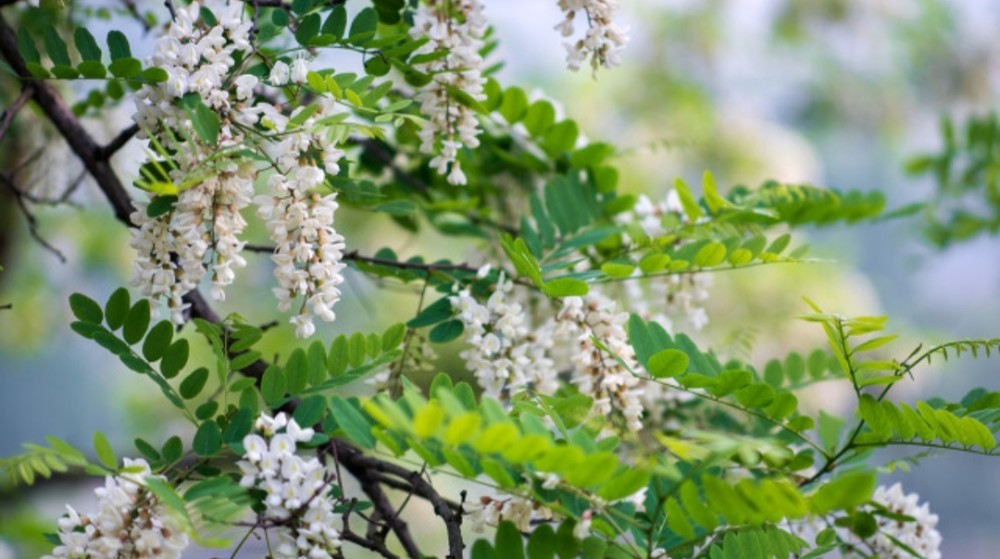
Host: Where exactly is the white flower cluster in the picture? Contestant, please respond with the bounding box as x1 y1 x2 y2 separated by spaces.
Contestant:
556 293 649 431
463 495 552 533
237 412 343 559
254 100 348 339
44 458 189 559
618 192 713 332
410 0 487 185
555 0 629 72
849 483 942 559
450 273 558 398
130 1 347 335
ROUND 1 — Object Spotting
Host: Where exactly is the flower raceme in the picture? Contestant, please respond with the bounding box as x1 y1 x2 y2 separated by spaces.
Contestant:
43 459 189 559
237 413 343 559
130 0 346 337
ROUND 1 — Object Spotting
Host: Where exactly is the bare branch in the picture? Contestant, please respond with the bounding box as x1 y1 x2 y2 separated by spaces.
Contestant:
0 172 67 262
0 85 32 144
118 0 152 32
0 13 136 225
99 124 140 160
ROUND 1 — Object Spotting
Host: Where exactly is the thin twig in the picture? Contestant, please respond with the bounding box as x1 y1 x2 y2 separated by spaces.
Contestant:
0 172 67 262
119 0 152 32
0 85 32 144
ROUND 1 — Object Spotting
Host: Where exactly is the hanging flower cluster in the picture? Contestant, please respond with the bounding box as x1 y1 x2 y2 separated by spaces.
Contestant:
237 412 343 559
410 0 488 185
849 483 942 559
129 0 346 336
555 292 649 431
450 273 557 398
554 0 629 72
43 459 189 559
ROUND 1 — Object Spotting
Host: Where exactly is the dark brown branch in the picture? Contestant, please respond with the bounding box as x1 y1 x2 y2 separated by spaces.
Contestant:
0 85 32 144
99 124 140 160
245 244 482 275
341 457 423 559
0 12 136 225
329 439 464 559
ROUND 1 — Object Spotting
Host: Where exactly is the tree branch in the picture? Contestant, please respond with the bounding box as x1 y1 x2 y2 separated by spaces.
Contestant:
328 439 464 559
0 84 32 144
0 13 136 225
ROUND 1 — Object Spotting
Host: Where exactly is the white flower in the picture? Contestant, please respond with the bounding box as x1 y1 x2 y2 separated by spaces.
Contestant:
270 60 291 85
847 483 942 559
239 412 342 558
291 57 310 84
234 74 258 100
410 0 487 185
44 458 189 559
556 0 629 73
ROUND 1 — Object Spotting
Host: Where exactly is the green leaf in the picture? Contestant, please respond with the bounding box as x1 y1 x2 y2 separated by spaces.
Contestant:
134 438 161 462
123 299 151 345
109 57 142 78
142 320 174 362
295 13 321 45
495 521 526 559
523 101 556 137
598 468 651 501
601 262 635 278
429 319 464 343
527 523 556 559
223 408 253 443
647 349 689 378
348 7 378 42
17 28 40 64
382 323 406 351
74 27 102 62
543 120 579 157
107 30 131 60
93 432 117 469
810 471 876 514
261 365 286 405
322 6 348 38
329 396 376 448
161 339 189 379
193 421 222 457
471 540 497 559
408 297 453 328
694 242 727 268
188 100 220 146
543 278 589 297
161 436 183 463
328 335 349 377
499 87 528 123
76 60 106 79
673 178 704 221
70 293 103 324
104 288 130 331
43 27 71 66
294 395 327 427
141 67 168 83
555 520 581 559
180 367 209 399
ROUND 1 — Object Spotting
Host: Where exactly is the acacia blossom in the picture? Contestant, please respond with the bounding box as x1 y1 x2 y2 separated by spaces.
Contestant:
410 0 487 185
555 292 649 431
848 483 942 559
450 273 557 398
129 2 347 336
43 459 189 559
237 412 342 558
555 0 629 72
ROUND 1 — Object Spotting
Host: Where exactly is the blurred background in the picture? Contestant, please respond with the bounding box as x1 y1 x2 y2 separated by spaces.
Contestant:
2 0 1000 556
